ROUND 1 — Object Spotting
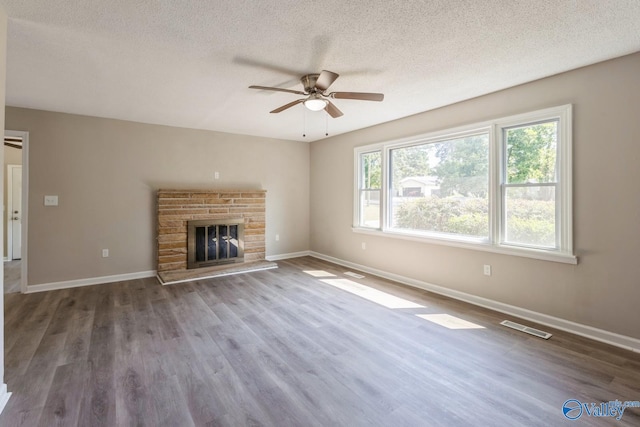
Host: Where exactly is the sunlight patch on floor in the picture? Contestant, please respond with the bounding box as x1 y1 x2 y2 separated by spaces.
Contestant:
303 270 337 277
320 278 424 309
417 314 485 330
344 271 365 279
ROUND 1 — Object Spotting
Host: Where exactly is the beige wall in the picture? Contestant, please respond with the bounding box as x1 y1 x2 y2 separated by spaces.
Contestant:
3 145 21 257
5 108 310 286
310 52 640 340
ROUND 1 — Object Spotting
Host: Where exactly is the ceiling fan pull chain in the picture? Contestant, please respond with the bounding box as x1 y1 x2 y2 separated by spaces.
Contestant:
302 106 307 138
325 112 329 137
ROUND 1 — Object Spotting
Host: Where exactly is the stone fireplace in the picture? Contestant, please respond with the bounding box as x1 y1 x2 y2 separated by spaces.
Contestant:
157 190 266 275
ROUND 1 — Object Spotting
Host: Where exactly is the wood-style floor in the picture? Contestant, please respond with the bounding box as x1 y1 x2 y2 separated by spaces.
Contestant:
2 256 639 426
4 260 21 294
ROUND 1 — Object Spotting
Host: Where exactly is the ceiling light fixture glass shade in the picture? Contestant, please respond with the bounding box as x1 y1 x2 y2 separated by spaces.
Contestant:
304 95 328 111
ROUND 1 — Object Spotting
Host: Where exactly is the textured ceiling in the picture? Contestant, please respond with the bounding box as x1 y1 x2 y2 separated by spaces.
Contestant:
2 1 640 142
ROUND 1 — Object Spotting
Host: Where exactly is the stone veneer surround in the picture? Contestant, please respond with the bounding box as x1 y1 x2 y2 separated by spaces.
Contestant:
157 189 266 272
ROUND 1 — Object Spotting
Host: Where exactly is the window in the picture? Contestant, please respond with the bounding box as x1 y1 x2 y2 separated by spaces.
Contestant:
502 121 558 248
354 105 574 263
357 150 382 228
389 132 490 240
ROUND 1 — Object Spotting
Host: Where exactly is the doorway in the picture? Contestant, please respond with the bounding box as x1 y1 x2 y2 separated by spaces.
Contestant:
3 131 28 294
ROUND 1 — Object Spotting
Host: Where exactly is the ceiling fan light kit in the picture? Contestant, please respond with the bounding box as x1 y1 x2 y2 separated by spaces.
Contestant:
303 94 328 111
249 70 384 119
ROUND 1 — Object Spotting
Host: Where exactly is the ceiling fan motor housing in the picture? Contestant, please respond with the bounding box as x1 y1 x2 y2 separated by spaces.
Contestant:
301 74 321 93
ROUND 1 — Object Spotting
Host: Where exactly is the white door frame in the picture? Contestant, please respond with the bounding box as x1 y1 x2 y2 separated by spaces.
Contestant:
6 164 21 261
4 130 29 293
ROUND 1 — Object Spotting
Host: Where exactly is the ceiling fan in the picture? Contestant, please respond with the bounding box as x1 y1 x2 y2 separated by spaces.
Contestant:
249 70 384 118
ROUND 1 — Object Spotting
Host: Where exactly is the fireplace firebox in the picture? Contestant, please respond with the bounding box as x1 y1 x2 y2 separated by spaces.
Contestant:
187 219 245 269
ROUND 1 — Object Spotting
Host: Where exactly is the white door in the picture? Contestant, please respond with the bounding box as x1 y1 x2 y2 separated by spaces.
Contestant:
9 165 22 260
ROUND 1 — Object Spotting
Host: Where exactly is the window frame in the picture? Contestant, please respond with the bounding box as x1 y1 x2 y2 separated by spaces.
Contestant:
353 104 576 264
354 145 384 230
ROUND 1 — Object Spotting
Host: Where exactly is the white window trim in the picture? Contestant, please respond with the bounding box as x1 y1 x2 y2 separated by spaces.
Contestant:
353 105 576 265
353 145 384 230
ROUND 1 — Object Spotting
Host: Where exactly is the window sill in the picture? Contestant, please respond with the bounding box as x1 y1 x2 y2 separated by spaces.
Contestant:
352 227 578 265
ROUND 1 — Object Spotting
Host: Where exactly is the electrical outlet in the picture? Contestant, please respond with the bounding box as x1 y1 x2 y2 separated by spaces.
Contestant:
102 249 109 258
483 264 491 276
361 242 366 250
275 234 280 241
214 171 220 179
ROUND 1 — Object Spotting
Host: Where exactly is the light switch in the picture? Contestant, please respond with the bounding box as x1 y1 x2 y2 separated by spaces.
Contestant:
44 195 59 206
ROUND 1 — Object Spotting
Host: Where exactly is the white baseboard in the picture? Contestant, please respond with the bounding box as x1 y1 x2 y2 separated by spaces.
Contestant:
0 384 11 415
3 257 9 262
26 270 157 293
266 251 312 261
309 251 640 353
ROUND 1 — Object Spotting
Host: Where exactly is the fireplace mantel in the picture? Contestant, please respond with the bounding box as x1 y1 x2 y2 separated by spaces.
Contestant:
157 189 266 272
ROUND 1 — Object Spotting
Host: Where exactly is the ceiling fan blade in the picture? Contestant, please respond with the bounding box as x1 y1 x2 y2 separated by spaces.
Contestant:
324 100 344 118
315 70 339 91
331 92 384 101
249 85 306 95
234 57 304 77
270 99 305 114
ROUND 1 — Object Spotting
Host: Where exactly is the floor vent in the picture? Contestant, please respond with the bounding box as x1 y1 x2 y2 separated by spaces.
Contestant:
344 271 365 279
500 320 552 340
